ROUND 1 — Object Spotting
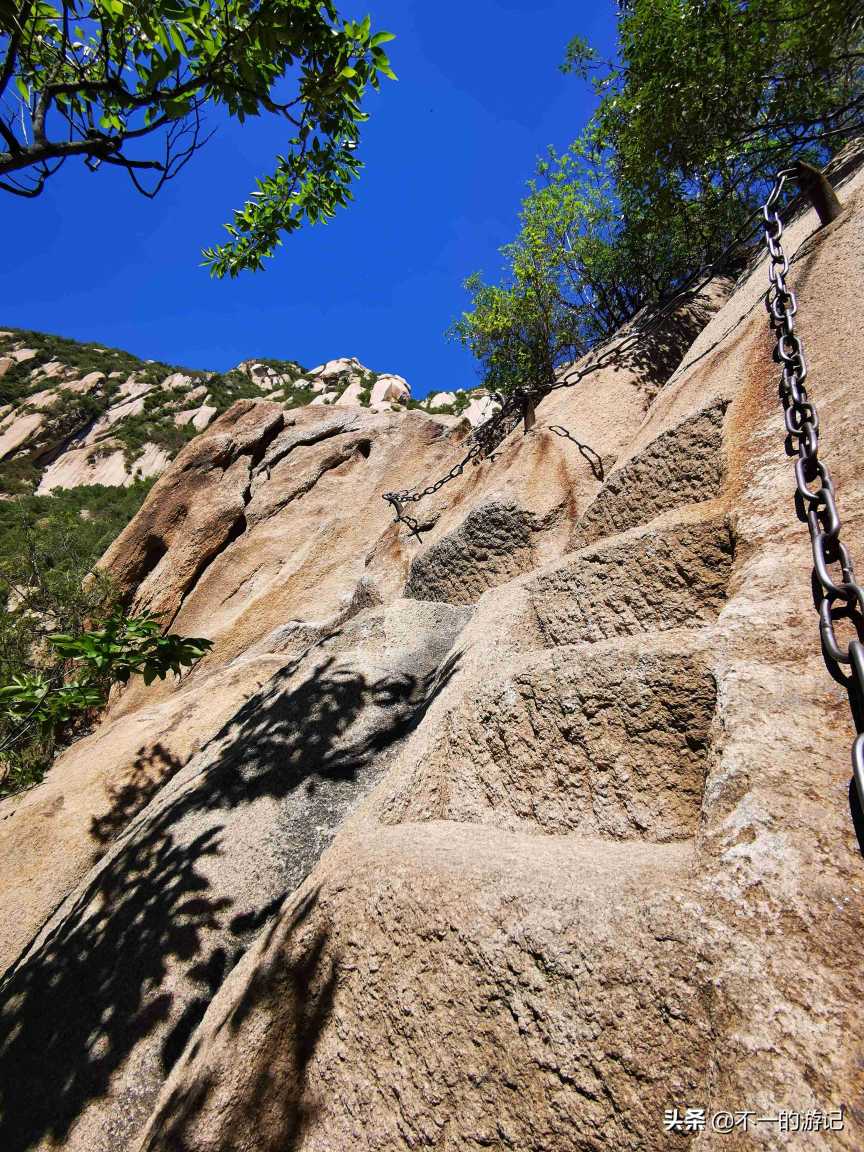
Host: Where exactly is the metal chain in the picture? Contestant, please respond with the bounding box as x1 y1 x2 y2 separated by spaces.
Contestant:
548 425 605 480
762 168 864 809
382 389 531 535
382 194 779 526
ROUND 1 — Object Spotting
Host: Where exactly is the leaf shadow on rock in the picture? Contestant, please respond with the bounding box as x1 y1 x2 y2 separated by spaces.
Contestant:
90 740 188 848
0 801 230 1151
0 645 460 1152
143 886 339 1152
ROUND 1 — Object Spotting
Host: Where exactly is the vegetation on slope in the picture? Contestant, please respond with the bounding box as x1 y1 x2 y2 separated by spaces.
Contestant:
0 326 199 408
0 328 428 794
0 331 324 794
0 328 323 495
0 483 153 793
454 0 864 396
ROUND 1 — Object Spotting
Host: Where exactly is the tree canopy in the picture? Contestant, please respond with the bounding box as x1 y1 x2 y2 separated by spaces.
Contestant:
0 0 395 275
454 0 863 396
587 0 863 212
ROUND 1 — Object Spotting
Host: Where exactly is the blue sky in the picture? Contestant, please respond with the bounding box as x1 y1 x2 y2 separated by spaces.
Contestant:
1 1 617 399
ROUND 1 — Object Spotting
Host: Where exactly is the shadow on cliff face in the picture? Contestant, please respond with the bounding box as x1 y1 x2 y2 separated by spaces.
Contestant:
90 741 188 847
587 289 728 397
0 649 459 1152
0 799 230 1151
622 299 721 390
143 886 338 1152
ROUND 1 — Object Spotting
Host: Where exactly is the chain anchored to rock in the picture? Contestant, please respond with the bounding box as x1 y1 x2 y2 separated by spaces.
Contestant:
548 425 605 481
762 164 864 811
382 177 805 532
383 386 542 538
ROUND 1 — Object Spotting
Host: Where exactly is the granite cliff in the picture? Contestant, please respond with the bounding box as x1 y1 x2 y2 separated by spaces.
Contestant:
1 158 863 1151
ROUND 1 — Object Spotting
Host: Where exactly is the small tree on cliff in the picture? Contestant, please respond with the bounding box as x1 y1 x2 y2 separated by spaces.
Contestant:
557 0 864 294
0 491 212 794
0 0 395 276
450 243 583 400
455 0 863 397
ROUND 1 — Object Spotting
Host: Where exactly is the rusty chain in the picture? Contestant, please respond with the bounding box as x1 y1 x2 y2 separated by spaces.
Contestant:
382 192 779 532
762 167 864 809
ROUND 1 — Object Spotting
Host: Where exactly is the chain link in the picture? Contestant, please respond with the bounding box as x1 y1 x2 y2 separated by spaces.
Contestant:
762 168 864 811
548 425 605 480
382 191 778 526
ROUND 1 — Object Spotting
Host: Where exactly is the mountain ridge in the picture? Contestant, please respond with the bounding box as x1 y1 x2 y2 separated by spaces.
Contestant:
0 327 491 499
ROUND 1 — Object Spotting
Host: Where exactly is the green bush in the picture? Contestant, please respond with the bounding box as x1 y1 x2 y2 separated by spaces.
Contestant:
0 456 40 497
0 481 207 794
1 609 211 795
40 387 110 444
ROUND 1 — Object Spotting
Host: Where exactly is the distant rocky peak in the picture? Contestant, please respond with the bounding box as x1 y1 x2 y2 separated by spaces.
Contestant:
0 326 490 500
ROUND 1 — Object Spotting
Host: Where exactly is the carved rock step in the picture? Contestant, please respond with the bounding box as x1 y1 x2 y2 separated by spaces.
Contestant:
136 823 709 1152
531 508 733 647
572 400 727 549
379 631 716 843
404 498 538 605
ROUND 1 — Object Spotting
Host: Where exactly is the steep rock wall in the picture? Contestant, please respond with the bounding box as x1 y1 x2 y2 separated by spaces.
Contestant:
1 164 863 1152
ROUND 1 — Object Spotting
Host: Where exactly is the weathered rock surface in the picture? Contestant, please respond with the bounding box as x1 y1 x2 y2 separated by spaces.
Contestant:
405 498 539 604
2 162 864 1152
0 330 435 493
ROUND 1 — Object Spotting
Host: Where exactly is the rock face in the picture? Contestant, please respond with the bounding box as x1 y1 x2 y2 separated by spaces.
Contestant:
0 324 503 500
0 334 428 495
2 163 864 1152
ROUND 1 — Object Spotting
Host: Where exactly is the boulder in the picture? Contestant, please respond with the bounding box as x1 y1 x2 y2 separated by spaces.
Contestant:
30 359 65 380
0 411 44 460
130 443 174 480
118 377 153 400
36 446 130 493
161 372 193 391
370 373 410 408
79 370 106 389
426 390 457 409
191 405 217 431
334 378 364 407
173 404 216 431
462 392 501 427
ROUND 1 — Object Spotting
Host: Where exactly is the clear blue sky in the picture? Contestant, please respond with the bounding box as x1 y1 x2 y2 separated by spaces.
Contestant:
1 1 617 399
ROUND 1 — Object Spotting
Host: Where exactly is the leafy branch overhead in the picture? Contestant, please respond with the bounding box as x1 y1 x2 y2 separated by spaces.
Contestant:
454 0 863 398
0 0 395 275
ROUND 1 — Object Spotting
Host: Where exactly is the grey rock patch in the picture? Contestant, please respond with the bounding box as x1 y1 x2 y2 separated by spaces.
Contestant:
533 514 734 646
405 499 538 605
